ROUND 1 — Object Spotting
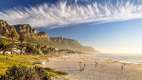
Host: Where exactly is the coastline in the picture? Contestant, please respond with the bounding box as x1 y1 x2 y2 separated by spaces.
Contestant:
45 53 142 80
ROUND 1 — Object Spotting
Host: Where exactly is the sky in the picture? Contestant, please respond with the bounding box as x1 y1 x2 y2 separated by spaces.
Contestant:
1 0 142 54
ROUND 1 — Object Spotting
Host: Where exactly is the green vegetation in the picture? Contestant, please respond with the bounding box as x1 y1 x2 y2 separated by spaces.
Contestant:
0 55 43 75
0 55 67 80
0 65 67 80
0 39 11 54
0 65 42 80
0 19 95 80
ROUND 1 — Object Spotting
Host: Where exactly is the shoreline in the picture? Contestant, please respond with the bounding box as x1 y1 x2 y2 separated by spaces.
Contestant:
45 53 142 80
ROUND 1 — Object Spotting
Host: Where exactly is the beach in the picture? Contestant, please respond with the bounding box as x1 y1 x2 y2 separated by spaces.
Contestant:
45 53 142 80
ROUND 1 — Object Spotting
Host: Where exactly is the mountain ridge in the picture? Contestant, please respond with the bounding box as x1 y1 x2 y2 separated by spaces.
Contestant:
0 19 96 53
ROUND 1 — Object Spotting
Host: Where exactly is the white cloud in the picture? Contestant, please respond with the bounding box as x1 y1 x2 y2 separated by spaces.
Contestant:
0 1 142 28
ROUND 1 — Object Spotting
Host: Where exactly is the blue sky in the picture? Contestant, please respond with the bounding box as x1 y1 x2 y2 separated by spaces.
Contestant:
39 19 142 54
1 0 142 53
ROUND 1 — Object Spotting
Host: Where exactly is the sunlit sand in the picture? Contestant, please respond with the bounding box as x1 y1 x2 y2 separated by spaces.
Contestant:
45 53 142 80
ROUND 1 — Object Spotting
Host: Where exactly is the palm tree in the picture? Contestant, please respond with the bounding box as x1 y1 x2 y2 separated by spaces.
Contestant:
8 27 19 54
19 32 25 55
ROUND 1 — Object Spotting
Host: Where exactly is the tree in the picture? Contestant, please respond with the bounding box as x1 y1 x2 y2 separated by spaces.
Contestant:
25 43 33 54
0 39 11 54
35 44 43 55
8 27 19 54
19 32 25 55
26 44 43 55
25 43 39 55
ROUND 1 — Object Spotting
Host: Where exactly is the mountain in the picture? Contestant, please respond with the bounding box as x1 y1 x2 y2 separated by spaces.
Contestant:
0 20 96 53
0 20 14 37
14 24 49 40
49 37 96 53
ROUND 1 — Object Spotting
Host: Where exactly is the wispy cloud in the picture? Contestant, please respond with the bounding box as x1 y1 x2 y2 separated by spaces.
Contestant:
0 1 142 28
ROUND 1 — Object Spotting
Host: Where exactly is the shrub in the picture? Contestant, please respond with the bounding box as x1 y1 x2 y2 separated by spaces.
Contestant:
0 65 48 80
0 65 67 80
0 39 11 54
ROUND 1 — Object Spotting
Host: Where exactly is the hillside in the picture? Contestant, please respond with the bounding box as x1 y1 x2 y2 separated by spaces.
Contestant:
0 20 96 53
49 37 95 53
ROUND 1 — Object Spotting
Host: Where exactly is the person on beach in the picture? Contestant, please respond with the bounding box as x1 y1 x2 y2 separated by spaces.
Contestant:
63 57 66 61
94 61 98 67
82 63 86 71
121 63 126 72
79 61 86 72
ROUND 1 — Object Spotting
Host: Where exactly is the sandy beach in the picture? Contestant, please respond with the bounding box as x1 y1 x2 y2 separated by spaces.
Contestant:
45 53 142 80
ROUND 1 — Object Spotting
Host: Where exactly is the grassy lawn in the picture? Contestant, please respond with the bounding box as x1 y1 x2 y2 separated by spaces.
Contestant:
0 54 49 75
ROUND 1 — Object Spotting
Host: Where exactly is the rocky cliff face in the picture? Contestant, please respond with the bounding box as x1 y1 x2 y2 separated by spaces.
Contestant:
0 20 49 40
0 20 11 36
14 24 33 39
14 24 49 40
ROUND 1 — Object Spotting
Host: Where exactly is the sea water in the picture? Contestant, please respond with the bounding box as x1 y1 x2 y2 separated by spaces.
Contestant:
95 53 142 64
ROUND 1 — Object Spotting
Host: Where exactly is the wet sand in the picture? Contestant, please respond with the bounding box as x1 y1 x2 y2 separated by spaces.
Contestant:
45 53 142 80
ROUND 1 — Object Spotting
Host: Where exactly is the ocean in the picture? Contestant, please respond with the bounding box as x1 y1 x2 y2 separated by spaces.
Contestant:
96 53 142 64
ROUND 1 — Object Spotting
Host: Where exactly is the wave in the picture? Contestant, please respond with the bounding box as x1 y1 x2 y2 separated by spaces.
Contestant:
96 53 142 64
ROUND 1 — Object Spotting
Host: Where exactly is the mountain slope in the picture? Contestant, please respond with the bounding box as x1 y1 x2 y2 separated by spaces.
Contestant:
49 37 96 53
0 19 97 53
